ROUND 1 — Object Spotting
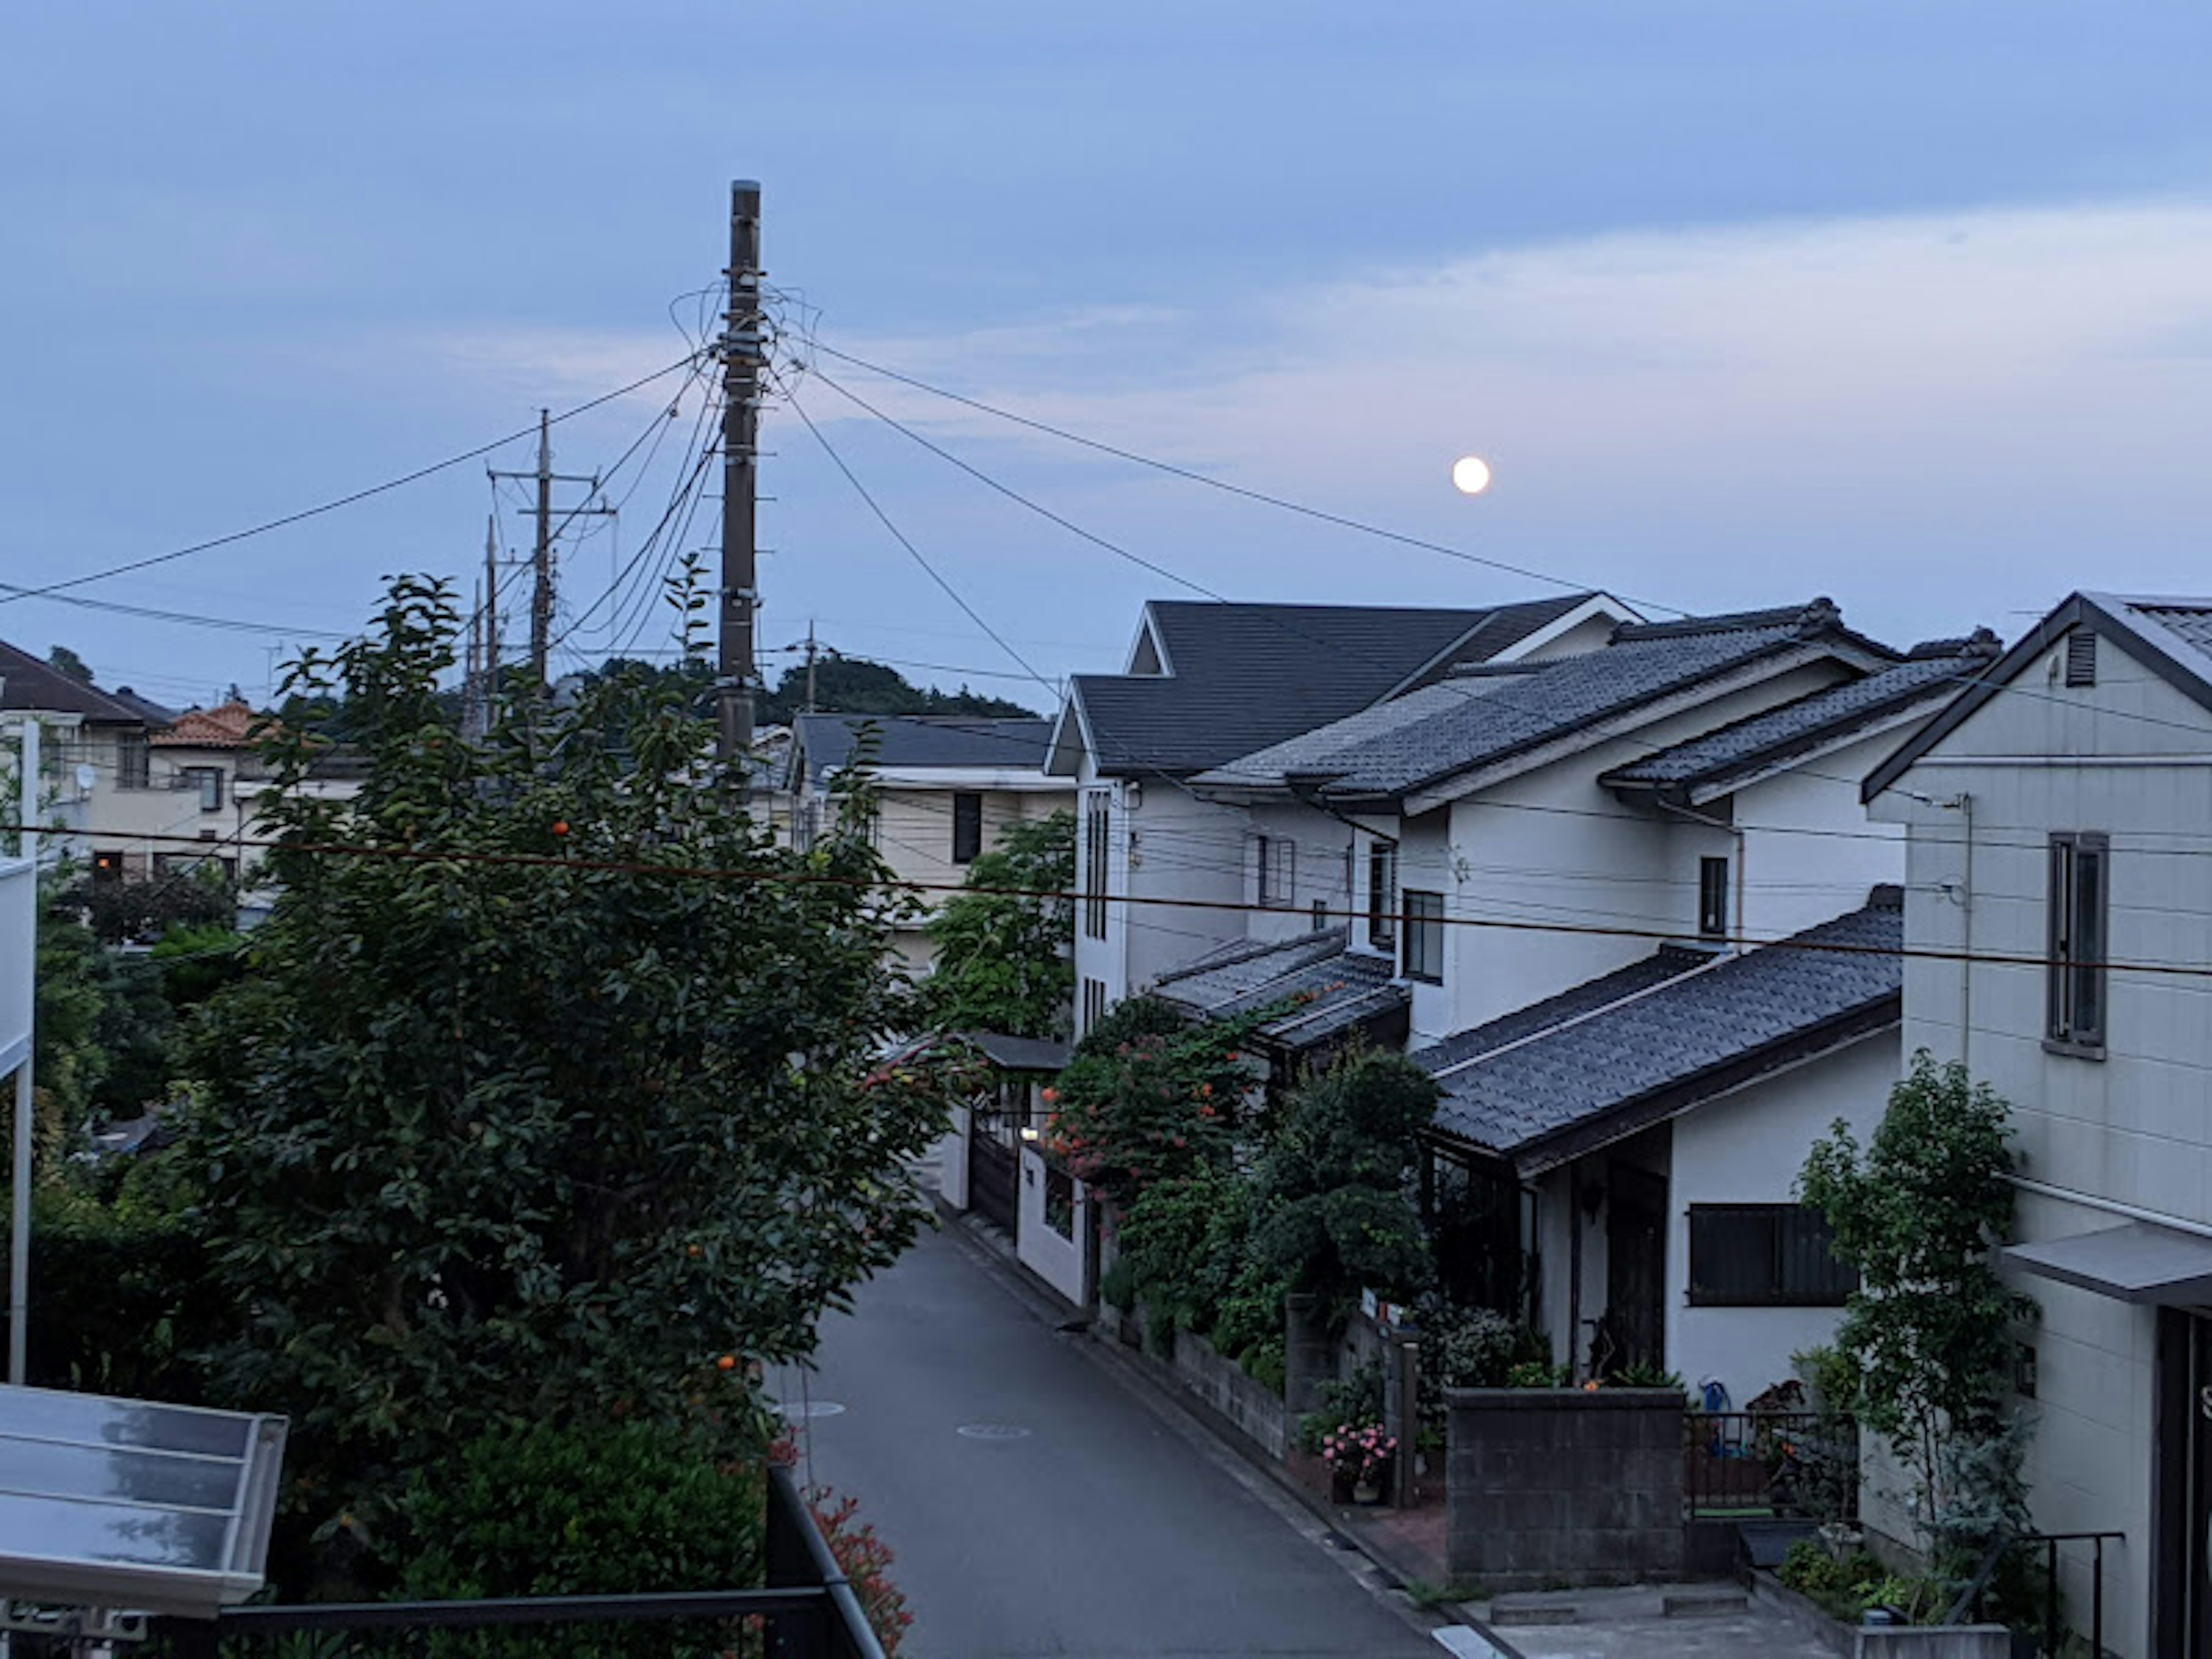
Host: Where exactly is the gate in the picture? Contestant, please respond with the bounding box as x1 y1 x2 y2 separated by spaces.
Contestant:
967 1104 1020 1237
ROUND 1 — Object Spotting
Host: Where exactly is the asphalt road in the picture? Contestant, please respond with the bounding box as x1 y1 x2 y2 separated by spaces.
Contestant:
789 1224 1438 1659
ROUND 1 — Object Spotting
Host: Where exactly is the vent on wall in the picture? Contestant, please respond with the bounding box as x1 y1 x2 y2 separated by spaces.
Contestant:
2065 631 2097 688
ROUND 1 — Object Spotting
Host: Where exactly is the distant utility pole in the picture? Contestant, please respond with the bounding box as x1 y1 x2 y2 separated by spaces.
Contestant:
717 179 765 772
481 513 500 732
489 412 609 690
805 619 819 715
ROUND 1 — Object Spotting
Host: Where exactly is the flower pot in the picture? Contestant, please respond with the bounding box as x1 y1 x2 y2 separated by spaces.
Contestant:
1353 1476 1384 1505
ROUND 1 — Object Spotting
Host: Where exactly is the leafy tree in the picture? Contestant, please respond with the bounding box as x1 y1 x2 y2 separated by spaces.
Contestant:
185 571 948 1547
150 921 248 1009
1044 999 1255 1207
756 652 1036 725
922 810 1073 1039
71 863 236 945
1252 1049 1437 1316
1799 1051 2035 1552
47 643 93 684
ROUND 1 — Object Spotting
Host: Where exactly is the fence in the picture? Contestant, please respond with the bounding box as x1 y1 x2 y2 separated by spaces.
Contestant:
1946 1529 2124 1659
3 1467 888 1659
1684 1410 1858 1522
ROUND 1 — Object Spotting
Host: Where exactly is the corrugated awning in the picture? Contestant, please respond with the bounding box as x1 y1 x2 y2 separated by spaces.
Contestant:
2005 1222 2212 1306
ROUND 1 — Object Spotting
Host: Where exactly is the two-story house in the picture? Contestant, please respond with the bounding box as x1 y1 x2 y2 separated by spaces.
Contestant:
784 712 1070 974
0 640 166 864
1865 592 2212 1659
1049 593 1637 1036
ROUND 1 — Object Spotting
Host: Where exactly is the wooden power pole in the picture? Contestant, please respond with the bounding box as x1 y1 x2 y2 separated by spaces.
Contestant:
717 180 764 771
490 413 606 692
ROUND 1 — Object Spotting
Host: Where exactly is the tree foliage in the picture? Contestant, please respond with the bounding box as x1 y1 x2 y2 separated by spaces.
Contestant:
921 810 1073 1039
1798 1051 2034 1543
756 653 1036 726
185 573 947 1532
1043 998 1253 1207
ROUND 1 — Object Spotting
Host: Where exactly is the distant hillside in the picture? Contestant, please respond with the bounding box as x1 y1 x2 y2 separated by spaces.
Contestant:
755 652 1039 725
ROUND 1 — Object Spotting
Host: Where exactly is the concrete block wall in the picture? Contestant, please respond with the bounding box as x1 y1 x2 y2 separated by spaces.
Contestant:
1171 1328 1288 1460
1445 1387 1686 1589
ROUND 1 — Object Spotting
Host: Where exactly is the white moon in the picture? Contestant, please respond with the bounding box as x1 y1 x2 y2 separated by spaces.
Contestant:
1452 455 1494 495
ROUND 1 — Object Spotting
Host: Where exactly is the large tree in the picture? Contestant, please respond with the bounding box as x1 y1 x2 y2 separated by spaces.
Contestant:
187 573 948 1527
921 810 1074 1039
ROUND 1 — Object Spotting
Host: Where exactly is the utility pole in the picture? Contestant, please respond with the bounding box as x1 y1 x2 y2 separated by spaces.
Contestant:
482 513 500 730
717 179 764 774
805 619 818 715
490 415 608 692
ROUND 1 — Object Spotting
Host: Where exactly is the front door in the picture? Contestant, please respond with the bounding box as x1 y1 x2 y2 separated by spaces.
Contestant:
1605 1162 1667 1377
2155 1309 2212 1657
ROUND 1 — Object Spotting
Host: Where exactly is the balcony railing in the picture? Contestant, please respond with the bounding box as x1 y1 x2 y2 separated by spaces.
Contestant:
1684 1409 1858 1521
7 1467 888 1659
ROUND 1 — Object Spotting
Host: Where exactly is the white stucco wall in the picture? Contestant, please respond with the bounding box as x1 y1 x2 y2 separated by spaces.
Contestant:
1732 734 1910 944
937 1103 970 1210
1115 782 1251 996
1664 1029 1898 1408
1016 1143 1090 1307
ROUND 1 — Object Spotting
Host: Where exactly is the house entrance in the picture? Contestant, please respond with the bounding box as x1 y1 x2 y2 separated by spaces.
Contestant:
1605 1162 1666 1376
967 1101 1021 1238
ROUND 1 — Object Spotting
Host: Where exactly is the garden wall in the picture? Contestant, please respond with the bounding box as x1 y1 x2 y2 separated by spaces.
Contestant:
1015 1143 1089 1306
1445 1387 1685 1589
1171 1327 1289 1461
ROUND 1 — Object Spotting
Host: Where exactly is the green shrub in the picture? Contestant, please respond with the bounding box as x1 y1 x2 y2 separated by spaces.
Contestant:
1100 1255 1137 1313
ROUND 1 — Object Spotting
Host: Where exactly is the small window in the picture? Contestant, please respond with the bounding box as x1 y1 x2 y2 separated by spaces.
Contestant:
116 734 150 790
952 792 983 864
1083 793 1110 940
1256 835 1296 908
1368 842 1398 949
1699 857 1730 940
2065 631 2097 688
1402 889 1445 983
1081 976 1108 1035
1044 1164 1076 1240
2047 832 2108 1054
181 767 224 812
1311 899 1328 931
1687 1204 1857 1306
92 850 125 885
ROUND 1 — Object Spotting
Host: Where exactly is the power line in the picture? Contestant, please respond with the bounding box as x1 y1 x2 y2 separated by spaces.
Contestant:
0 351 706 608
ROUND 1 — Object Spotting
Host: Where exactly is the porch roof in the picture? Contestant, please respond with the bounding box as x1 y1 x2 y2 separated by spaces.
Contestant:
1416 891 1902 1175
1152 927 1410 1054
953 1029 1072 1073
2004 1222 2212 1306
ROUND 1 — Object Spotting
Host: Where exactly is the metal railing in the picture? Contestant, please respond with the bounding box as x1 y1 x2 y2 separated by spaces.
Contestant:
1946 1529 2123 1659
1684 1410 1858 1521
8 1468 887 1659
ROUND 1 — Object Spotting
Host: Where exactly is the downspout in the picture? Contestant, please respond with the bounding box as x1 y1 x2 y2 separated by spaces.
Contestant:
1567 1162 1583 1383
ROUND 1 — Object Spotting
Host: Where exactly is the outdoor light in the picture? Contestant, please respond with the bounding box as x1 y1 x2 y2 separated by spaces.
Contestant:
1451 454 1494 495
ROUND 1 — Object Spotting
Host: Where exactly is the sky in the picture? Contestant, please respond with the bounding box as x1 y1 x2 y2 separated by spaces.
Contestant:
3 2 2209 715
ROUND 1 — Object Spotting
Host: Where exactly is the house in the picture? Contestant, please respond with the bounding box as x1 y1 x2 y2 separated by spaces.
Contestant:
1050 593 1637 1033
0 639 164 862
783 713 1070 974
1863 592 2212 1658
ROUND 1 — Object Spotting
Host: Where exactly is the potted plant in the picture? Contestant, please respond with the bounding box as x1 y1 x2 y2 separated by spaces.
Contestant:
1321 1419 1397 1505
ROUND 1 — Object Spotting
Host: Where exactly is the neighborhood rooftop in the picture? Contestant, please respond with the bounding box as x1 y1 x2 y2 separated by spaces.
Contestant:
1152 926 1410 1055
0 639 154 725
1195 597 1895 805
1415 889 1903 1175
1057 593 1600 777
791 712 1054 775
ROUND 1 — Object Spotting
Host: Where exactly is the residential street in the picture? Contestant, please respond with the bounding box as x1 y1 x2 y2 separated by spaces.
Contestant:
791 1224 1439 1659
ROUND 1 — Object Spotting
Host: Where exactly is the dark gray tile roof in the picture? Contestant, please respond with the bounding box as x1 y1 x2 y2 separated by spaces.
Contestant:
1073 594 1592 777
1603 634 1999 796
953 1031 1072 1073
1153 927 1410 1051
1198 600 1880 803
1409 948 1710 1074
1421 894 1902 1169
107 686 180 726
2131 602 2212 664
793 713 1052 778
0 640 154 725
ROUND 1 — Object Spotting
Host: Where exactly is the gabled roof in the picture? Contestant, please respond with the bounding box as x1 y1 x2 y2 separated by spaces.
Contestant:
1152 927 1411 1054
1198 599 1893 808
107 687 179 726
1416 891 1902 1175
1864 592 2212 802
1603 632 1999 804
791 713 1053 781
0 641 149 725
150 701 258 749
1058 594 1599 778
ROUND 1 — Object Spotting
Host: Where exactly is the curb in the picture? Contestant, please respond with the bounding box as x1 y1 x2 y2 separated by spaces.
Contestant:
932 1201 1525 1657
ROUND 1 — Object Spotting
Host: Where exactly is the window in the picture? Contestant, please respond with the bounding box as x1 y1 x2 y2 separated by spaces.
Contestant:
1698 856 1730 940
92 850 125 885
952 792 983 864
1402 889 1445 983
181 767 224 812
116 734 150 790
2047 832 2108 1053
1256 835 1296 908
1043 1164 1076 1240
2065 631 2097 688
1367 842 1398 949
1083 793 1110 940
1687 1204 1857 1306
1081 976 1107 1035
1311 899 1329 931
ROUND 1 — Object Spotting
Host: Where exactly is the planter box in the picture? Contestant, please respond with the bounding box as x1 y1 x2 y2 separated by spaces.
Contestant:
1751 1570 2010 1659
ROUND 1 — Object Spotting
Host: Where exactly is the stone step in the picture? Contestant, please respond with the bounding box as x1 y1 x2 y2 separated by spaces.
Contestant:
1663 1588 1749 1618
1487 1597 1580 1627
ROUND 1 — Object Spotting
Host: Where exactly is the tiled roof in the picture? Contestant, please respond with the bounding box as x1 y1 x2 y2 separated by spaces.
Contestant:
1603 633 1999 797
1071 594 1593 777
107 686 179 726
149 700 258 749
1153 927 1410 1052
0 640 150 724
1198 599 1882 804
1421 893 1902 1171
793 714 1053 777
1409 948 1709 1074
2129 601 2212 665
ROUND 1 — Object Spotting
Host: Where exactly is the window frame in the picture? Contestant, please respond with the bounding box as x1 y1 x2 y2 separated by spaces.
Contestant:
1402 888 1445 984
1082 791 1110 940
1698 855 1730 940
950 791 983 865
1255 834 1296 909
1367 840 1398 949
2046 831 2109 1056
116 733 150 791
181 766 225 812
1686 1202 1857 1308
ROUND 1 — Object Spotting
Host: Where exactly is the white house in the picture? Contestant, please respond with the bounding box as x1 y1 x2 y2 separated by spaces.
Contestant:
1864 592 2212 1658
784 713 1070 975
